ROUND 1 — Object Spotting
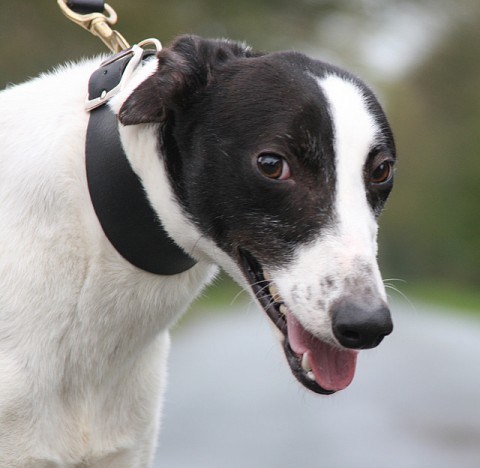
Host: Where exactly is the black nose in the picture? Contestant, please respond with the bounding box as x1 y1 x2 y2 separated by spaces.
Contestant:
331 297 393 349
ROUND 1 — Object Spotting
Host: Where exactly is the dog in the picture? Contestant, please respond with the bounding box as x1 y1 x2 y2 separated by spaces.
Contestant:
0 35 395 467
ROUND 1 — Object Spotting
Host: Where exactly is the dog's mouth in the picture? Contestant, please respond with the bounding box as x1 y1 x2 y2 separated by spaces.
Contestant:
239 249 357 395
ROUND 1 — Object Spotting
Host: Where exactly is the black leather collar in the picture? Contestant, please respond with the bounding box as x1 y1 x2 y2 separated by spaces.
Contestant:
85 48 197 275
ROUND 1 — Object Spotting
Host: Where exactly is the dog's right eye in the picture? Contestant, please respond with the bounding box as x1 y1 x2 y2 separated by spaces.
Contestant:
256 154 291 180
371 159 394 185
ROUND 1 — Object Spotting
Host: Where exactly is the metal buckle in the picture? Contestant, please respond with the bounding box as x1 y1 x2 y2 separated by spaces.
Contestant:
137 38 162 53
85 40 162 112
85 45 140 111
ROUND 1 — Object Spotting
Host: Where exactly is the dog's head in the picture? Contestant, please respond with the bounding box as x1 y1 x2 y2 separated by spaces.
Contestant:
119 35 395 394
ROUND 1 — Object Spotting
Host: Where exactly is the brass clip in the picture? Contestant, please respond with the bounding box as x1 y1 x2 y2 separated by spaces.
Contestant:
57 0 130 53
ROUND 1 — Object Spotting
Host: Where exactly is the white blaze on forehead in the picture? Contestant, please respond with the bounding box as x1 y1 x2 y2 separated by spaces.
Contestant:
318 74 380 257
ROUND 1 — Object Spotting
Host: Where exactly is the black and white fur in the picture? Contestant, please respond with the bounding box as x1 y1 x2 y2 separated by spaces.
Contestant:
0 36 395 466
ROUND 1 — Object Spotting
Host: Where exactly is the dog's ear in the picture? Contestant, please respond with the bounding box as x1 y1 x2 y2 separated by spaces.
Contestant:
119 35 258 126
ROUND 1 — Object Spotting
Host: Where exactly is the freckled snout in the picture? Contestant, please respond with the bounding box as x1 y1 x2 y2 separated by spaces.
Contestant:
331 297 393 350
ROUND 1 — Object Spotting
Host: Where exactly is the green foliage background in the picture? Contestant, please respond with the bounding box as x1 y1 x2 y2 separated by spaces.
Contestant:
1 0 479 307
382 16 480 288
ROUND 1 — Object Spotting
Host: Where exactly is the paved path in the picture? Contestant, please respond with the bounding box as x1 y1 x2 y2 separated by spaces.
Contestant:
153 301 480 468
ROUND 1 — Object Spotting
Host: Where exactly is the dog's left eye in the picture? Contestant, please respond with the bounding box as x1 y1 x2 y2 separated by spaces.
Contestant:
257 154 291 180
371 160 394 185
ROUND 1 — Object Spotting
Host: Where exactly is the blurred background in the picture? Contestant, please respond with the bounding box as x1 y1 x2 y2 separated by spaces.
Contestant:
1 1 479 467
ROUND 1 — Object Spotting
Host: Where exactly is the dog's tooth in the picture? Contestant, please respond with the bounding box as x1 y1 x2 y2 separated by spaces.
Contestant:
307 371 315 381
263 270 272 281
279 304 288 316
269 283 282 303
301 353 312 372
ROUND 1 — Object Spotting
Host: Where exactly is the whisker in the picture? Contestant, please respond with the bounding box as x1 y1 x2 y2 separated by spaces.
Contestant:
247 280 279 310
384 282 416 312
230 287 249 306
230 278 266 303
383 278 407 284
253 282 272 301
188 235 204 259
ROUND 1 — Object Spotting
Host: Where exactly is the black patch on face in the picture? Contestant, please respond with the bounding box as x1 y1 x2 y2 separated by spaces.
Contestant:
164 52 341 269
120 36 395 269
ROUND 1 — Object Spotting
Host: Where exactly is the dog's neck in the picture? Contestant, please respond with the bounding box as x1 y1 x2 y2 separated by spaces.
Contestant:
85 49 197 275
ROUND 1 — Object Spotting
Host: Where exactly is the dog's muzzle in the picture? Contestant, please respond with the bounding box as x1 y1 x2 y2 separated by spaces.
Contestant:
239 249 394 395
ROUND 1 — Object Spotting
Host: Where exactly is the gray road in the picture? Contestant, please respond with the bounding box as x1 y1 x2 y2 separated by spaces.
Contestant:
153 301 480 468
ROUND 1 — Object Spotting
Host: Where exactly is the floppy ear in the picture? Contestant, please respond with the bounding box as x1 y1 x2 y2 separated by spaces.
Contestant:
119 35 258 126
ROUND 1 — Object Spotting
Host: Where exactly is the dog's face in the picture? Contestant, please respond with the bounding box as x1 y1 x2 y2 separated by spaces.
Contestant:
120 36 395 394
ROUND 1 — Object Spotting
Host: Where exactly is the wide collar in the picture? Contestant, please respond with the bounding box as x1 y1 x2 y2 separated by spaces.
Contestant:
85 46 197 275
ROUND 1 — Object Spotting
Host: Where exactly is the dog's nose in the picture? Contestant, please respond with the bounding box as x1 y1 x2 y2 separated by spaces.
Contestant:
331 297 393 349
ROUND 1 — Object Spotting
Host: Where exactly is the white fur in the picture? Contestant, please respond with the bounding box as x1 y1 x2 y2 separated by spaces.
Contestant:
0 59 217 466
274 74 386 345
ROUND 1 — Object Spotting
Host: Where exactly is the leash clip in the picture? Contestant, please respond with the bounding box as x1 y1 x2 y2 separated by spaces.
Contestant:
57 0 130 53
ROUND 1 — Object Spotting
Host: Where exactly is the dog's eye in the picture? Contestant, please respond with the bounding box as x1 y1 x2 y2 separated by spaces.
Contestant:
371 160 394 185
257 154 291 180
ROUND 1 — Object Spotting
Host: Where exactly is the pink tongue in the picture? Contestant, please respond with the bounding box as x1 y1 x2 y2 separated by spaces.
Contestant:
287 312 358 392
